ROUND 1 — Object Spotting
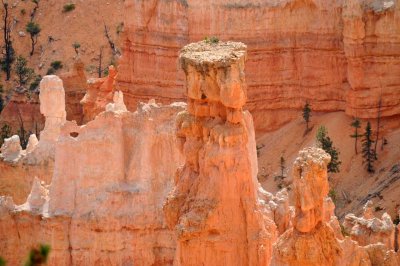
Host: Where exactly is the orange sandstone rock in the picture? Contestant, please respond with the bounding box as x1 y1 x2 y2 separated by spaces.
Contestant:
59 60 87 125
117 0 400 132
164 41 276 266
81 66 117 123
343 200 396 250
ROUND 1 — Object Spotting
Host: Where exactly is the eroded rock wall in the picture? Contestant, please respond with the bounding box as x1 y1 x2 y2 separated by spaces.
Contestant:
117 0 400 132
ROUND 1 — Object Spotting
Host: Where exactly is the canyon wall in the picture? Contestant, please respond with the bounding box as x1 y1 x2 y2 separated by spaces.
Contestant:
117 0 400 132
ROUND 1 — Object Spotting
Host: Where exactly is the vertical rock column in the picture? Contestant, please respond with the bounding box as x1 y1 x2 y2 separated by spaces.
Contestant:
39 75 66 142
164 41 276 266
272 147 343 266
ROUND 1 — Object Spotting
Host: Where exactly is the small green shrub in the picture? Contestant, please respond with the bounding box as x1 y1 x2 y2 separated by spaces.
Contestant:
63 3 75 12
204 36 219 44
29 75 42 92
328 188 337 204
50 60 63 70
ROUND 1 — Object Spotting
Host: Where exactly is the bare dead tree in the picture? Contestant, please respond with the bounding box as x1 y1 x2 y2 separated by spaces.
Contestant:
98 46 104 78
1 0 15 80
103 23 119 56
30 0 39 21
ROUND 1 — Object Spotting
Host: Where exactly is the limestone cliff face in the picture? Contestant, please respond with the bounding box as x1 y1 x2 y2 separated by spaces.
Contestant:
117 0 400 131
163 41 277 266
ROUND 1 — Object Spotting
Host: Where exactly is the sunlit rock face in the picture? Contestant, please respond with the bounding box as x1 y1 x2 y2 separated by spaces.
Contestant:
117 0 400 132
163 41 277 266
343 200 396 250
0 89 186 265
271 147 375 266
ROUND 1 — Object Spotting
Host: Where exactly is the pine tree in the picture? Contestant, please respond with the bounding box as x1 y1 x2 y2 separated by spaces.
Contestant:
1 0 15 80
362 122 376 173
24 244 50 266
316 126 341 173
350 117 362 154
26 22 41 56
14 56 34 87
302 102 311 132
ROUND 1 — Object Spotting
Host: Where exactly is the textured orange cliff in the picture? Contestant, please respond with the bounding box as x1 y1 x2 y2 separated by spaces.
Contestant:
116 0 400 132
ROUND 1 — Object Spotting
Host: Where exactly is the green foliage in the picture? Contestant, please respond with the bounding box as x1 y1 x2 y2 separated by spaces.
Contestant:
72 42 80 55
63 3 75 12
26 22 41 36
328 188 337 204
204 36 220 44
0 43 15 73
302 102 311 131
15 56 34 87
0 256 5 266
0 124 11 146
350 117 362 154
316 126 341 173
29 75 42 92
25 244 51 266
26 22 41 56
50 60 63 70
362 122 376 173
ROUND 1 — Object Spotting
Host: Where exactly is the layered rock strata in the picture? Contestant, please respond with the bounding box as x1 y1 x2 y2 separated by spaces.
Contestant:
0 85 186 265
0 89 44 135
117 0 400 132
163 41 277 266
59 60 88 125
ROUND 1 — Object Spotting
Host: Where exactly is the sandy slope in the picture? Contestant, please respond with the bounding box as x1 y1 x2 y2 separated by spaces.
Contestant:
257 111 400 219
1 0 124 87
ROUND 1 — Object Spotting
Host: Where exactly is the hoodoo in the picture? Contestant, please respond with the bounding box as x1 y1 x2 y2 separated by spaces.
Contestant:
164 40 277 266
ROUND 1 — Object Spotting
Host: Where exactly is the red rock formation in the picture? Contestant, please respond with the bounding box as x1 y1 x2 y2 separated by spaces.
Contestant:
343 0 400 119
271 147 374 266
117 0 400 132
81 66 117 123
0 89 44 136
163 41 276 265
59 60 88 125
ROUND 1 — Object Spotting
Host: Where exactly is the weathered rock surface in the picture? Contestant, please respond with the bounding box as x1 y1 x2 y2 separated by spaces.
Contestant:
117 0 400 132
0 135 22 163
271 147 373 266
0 89 44 136
0 93 186 265
81 66 117 123
343 200 396 250
59 60 88 125
163 41 276 266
